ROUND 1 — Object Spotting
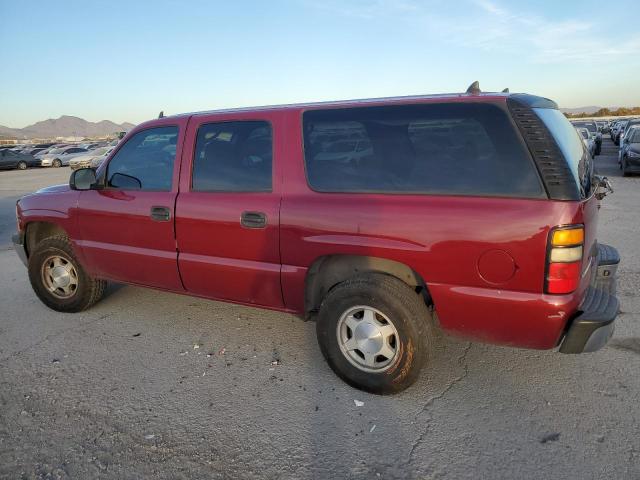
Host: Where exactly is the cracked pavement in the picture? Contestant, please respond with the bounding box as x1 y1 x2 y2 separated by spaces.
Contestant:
0 139 639 479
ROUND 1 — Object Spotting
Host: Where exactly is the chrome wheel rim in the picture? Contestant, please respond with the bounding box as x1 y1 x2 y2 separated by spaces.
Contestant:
336 305 400 372
41 255 78 299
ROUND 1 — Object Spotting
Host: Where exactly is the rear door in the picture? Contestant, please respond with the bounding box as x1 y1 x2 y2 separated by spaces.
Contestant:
175 112 283 308
76 119 188 290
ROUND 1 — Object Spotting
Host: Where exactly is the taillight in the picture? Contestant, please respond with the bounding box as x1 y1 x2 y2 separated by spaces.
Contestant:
546 225 584 294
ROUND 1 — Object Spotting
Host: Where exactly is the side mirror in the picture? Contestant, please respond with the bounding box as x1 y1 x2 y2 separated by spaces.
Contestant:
594 175 613 200
69 168 97 191
109 172 142 190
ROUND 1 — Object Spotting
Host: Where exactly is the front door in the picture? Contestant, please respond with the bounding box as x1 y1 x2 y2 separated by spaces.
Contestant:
76 121 187 290
175 114 283 308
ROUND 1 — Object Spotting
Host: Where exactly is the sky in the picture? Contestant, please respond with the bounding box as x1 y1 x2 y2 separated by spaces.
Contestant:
1 0 639 127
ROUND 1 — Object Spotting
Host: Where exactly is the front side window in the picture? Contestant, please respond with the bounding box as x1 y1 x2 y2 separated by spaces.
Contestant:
192 121 272 192
303 103 543 197
106 126 178 191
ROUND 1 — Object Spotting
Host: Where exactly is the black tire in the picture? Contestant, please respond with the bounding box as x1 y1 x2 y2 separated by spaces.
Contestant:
595 144 601 156
316 273 432 394
28 235 106 312
17 161 27 170
622 159 630 177
52 159 62 168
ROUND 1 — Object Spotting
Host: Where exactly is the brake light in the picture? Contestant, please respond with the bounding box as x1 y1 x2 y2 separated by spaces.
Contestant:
546 225 584 294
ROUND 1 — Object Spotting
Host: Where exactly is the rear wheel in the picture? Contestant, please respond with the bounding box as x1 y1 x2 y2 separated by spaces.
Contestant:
17 161 27 170
28 236 106 312
316 273 433 394
52 159 62 168
622 159 630 177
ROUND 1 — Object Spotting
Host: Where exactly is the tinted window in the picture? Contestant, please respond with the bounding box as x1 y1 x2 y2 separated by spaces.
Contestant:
630 129 640 143
535 108 592 198
192 121 272 192
303 103 543 197
107 126 178 191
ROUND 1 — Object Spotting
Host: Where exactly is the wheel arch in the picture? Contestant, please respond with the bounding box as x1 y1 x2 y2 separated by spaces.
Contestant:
25 221 69 258
304 254 430 315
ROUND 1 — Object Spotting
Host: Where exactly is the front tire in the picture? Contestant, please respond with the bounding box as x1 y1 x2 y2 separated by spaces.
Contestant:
52 159 62 168
622 159 630 177
316 273 433 394
17 161 27 170
28 236 106 312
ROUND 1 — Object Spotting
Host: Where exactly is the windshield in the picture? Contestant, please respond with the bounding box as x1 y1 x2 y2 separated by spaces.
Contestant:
535 108 592 198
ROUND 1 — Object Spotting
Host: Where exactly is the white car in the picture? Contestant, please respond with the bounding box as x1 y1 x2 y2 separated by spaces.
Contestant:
40 146 88 167
576 127 595 158
69 146 114 170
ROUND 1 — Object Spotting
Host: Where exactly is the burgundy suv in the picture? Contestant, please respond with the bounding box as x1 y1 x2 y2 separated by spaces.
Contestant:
12 88 619 393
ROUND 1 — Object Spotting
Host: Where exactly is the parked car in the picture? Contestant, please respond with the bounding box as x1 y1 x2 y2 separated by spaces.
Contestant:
34 145 68 160
69 146 114 170
576 127 595 158
597 121 610 134
0 149 39 170
620 125 640 176
612 120 628 145
572 121 601 154
12 89 619 394
618 119 640 161
39 146 88 167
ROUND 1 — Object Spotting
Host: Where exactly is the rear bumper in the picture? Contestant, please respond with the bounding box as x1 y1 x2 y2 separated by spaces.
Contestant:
559 243 620 354
12 232 28 267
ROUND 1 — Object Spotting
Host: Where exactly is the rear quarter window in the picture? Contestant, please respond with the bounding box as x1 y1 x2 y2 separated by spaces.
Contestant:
303 103 544 197
534 108 593 198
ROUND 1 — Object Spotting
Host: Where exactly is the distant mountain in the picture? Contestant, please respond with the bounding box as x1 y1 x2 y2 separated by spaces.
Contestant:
0 116 134 139
560 106 603 115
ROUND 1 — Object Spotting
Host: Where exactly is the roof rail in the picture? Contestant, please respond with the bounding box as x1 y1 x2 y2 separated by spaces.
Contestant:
466 81 481 94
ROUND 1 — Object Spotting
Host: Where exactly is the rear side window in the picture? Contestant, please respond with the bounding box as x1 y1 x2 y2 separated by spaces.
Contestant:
192 121 272 192
534 108 592 198
303 103 543 197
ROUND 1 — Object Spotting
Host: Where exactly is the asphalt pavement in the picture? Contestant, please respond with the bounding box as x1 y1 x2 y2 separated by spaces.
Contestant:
0 141 638 479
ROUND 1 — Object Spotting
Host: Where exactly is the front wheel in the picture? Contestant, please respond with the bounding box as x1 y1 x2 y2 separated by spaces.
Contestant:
622 159 630 177
316 273 433 394
52 159 62 168
28 236 106 312
17 161 27 170
595 144 601 155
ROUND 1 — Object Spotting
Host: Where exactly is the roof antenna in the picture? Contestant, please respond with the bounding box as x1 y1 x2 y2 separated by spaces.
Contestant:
158 111 164 118
466 81 481 94
502 88 510 93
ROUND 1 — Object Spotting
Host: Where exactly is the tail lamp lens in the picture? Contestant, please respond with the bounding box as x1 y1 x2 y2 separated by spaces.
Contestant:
546 226 584 294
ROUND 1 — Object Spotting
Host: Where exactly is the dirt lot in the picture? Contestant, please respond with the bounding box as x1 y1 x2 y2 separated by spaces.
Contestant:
0 141 638 479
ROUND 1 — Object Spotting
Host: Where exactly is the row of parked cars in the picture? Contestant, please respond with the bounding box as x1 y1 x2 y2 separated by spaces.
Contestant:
0 140 118 171
609 117 640 176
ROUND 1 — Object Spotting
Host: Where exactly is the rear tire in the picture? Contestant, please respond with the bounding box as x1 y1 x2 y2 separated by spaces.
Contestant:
28 235 106 312
622 159 630 177
52 159 62 168
595 144 601 155
316 273 433 394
